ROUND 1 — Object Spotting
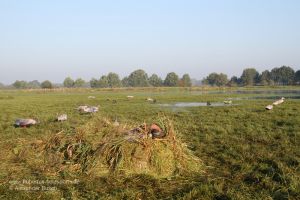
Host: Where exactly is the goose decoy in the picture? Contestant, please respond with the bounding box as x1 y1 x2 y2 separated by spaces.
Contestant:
224 100 232 104
84 106 99 113
146 97 154 102
15 119 37 127
77 105 88 111
77 105 99 113
127 95 134 99
207 101 211 106
265 105 273 110
57 114 67 121
273 97 285 106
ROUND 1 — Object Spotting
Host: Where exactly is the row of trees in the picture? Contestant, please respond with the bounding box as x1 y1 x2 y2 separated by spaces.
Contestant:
203 66 300 86
5 66 300 89
12 80 53 89
63 78 86 88
9 70 192 89
85 69 191 88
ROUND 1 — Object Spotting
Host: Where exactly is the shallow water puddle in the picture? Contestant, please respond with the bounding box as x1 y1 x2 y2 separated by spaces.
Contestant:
248 95 300 100
227 95 300 100
158 102 237 108
191 89 300 95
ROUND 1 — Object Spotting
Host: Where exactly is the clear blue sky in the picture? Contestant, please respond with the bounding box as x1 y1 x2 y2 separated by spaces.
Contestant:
0 0 299 84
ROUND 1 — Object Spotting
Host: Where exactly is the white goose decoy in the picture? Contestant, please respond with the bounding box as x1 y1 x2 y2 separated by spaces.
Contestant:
273 97 285 106
77 105 88 111
223 100 232 104
57 114 67 121
265 105 273 110
77 105 99 113
84 106 99 113
127 95 134 99
146 97 154 102
15 119 37 127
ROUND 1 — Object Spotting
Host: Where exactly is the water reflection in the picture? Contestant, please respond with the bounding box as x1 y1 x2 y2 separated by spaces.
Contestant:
159 102 237 108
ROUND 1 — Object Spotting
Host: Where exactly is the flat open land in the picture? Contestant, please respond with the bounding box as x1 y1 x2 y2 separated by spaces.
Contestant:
0 87 299 199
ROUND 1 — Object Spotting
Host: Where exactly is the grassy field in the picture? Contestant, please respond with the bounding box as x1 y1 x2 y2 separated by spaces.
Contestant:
0 87 299 199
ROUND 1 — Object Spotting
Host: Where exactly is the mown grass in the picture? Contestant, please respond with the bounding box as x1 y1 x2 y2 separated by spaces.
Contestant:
0 87 299 199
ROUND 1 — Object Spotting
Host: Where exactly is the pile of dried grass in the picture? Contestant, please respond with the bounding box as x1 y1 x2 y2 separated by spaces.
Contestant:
30 116 203 178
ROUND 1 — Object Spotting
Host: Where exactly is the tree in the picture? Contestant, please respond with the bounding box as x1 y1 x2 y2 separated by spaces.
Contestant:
0 82 4 88
98 76 109 88
90 78 99 88
258 70 271 86
240 68 259 86
27 80 41 88
107 72 121 88
203 73 228 86
74 78 85 87
295 70 300 84
41 80 53 89
227 76 239 87
270 66 295 85
180 74 192 87
148 74 163 87
128 69 149 87
216 73 228 86
164 72 179 87
63 77 75 88
203 73 217 86
13 80 27 89
122 77 130 87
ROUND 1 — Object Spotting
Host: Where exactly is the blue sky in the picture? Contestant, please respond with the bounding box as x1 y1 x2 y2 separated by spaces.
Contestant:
0 0 299 84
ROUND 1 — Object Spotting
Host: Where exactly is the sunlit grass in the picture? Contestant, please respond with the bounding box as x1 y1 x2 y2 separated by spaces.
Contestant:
0 87 299 199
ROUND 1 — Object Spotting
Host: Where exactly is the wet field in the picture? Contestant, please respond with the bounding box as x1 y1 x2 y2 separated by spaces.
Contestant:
0 87 299 199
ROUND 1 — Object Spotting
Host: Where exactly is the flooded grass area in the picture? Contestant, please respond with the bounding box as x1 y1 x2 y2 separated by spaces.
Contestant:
158 102 237 108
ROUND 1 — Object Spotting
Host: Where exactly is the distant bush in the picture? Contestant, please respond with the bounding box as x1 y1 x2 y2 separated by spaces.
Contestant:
41 80 53 89
164 72 179 87
63 77 75 88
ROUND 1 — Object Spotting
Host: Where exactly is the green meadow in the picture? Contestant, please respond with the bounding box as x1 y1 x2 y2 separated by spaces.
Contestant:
0 87 299 199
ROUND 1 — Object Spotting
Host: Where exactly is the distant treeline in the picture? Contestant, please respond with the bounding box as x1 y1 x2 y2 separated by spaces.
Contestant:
88 70 192 88
1 66 300 89
5 70 192 89
203 66 300 86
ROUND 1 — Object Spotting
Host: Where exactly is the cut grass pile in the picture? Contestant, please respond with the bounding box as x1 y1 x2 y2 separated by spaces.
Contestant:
25 116 203 179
